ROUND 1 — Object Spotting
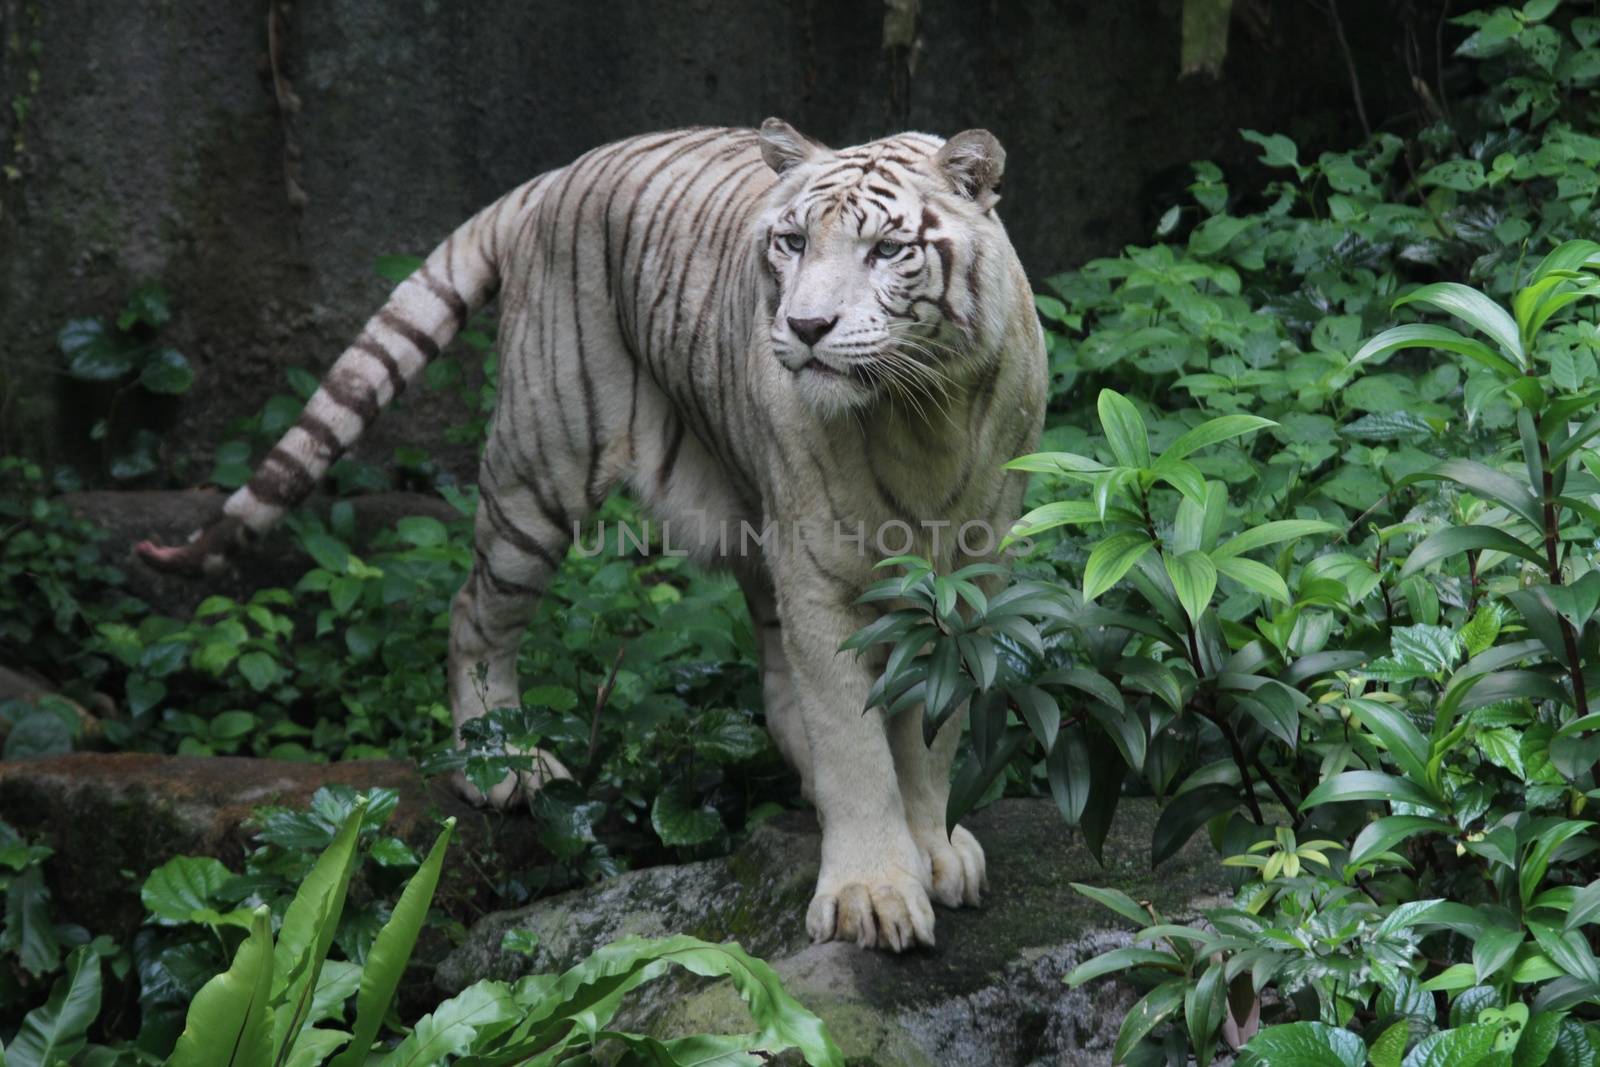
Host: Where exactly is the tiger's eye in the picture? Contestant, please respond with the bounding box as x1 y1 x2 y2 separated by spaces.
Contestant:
781 233 807 254
874 239 905 259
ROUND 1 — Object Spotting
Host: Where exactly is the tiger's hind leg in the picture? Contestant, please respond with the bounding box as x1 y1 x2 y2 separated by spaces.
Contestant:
447 456 578 808
734 567 813 798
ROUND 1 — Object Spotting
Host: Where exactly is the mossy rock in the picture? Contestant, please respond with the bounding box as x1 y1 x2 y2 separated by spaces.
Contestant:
438 796 1233 1065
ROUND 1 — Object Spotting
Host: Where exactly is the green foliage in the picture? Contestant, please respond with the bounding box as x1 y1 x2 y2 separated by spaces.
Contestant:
891 238 1600 1063
2 471 777 893
1 794 838 1067
8 945 104 1067
58 284 193 482
855 6 1600 1060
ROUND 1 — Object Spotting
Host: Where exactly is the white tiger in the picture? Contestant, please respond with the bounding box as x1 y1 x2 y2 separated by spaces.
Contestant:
139 120 1048 951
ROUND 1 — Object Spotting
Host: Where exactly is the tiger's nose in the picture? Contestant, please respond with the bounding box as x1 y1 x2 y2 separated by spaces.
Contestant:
787 316 838 347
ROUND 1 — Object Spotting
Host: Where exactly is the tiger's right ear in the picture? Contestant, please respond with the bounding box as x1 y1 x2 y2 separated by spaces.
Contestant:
760 118 823 176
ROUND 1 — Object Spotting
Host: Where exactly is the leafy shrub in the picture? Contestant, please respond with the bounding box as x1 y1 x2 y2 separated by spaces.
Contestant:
848 4 1600 1061
56 284 194 483
0 794 842 1067
1 454 779 883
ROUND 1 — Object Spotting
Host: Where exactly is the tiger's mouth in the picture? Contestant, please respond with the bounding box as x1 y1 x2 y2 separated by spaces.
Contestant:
799 358 872 384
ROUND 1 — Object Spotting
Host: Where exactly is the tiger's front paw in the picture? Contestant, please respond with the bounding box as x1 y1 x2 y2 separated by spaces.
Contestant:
913 823 987 909
451 748 572 810
806 869 937 952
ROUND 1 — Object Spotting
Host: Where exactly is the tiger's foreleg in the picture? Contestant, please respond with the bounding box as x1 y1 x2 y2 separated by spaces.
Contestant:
888 551 1006 906
888 701 987 908
447 468 575 808
774 556 936 951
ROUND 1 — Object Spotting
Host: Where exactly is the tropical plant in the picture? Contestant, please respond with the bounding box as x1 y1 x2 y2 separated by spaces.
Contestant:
908 241 1600 1063
155 795 842 1067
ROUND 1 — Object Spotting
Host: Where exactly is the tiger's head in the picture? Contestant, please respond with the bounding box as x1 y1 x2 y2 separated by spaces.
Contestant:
757 118 1015 417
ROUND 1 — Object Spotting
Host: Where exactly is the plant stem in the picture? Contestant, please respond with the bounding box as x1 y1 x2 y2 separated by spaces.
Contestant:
1322 0 1371 140
1252 753 1302 825
1214 711 1266 825
1537 437 1589 719
1467 549 1480 615
584 645 627 777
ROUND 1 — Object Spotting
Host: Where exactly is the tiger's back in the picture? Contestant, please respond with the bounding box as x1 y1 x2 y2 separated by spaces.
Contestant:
492 126 776 550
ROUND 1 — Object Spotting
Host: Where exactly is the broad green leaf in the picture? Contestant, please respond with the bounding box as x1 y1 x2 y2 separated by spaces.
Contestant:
1240 128 1301 171
1068 883 1152 927
1214 556 1290 604
1421 963 1479 992
373 981 516 1067
238 652 283 693
58 318 135 380
1460 604 1505 657
1376 899 1489 939
1400 1023 1500 1067
1112 979 1186 1064
328 820 455 1067
272 798 369 1063
1098 389 1150 469
1400 525 1547 577
1159 415 1276 463
1185 962 1226 1067
1009 500 1108 540
1393 283 1524 367
1047 726 1091 826
1063 947 1182 988
1003 450 1108 474
281 1028 350 1067
1351 323 1521 379
1420 159 1486 191
652 780 723 847
395 516 448 548
1113 658 1184 714
1475 927 1524 983
1301 771 1446 812
956 634 997 691
1164 550 1217 623
510 936 843 1066
169 906 276 1067
1350 816 1454 867
1369 1020 1410 1067
139 348 195 394
7 945 101 1067
1239 1022 1365 1067
1189 213 1253 255
1529 240 1600 284
1082 532 1154 601
1153 784 1241 866
1086 700 1146 773
1211 520 1340 560
1396 460 1543 530
1345 699 1431 785
594 1031 771 1066
4 864 60 977
1564 879 1600 932
1521 822 1597 908
141 856 248 928
1151 456 1207 504
1513 1013 1567 1067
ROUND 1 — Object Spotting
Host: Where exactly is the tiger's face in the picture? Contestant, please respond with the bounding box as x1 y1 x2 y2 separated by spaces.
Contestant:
758 120 1009 417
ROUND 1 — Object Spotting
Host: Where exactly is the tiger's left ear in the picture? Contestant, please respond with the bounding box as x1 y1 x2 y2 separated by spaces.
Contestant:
760 118 825 176
934 130 1005 205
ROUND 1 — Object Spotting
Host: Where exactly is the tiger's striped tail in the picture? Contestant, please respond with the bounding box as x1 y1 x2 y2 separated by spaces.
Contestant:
136 190 522 575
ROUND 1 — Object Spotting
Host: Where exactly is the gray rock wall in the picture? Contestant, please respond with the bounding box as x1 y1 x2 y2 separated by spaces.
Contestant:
1 0 1411 483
